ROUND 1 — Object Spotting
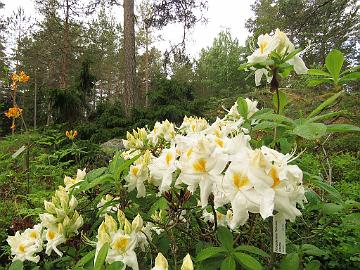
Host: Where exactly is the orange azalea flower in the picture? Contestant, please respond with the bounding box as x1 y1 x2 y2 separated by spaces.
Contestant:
10 71 30 91
5 107 23 119
11 72 20 82
66 130 78 140
19 71 30 82
10 123 16 130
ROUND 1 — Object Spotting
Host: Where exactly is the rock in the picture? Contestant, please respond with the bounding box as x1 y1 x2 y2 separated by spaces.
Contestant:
100 138 124 155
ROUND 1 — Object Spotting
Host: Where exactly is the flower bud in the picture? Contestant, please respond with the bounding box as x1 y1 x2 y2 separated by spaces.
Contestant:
154 253 168 270
124 219 132 234
131 214 143 232
117 210 126 227
69 196 78 210
181 254 194 270
104 214 117 233
44 200 56 214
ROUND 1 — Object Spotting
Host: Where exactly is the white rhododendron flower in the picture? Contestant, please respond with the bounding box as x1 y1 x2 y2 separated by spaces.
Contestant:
247 33 279 64
255 68 272 86
125 150 152 197
7 171 85 263
148 147 178 193
94 212 150 270
179 116 209 134
7 225 43 263
148 120 176 144
64 168 86 190
120 98 305 230
44 227 66 256
247 28 308 85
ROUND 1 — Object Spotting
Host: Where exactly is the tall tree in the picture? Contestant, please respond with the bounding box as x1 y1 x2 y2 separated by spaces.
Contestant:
123 0 136 117
195 30 247 97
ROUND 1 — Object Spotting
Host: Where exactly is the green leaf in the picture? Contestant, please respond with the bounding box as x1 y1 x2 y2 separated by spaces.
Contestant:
307 91 344 119
340 65 360 75
221 256 236 270
73 250 96 268
293 123 327 140
307 78 332 87
217 226 234 250
255 113 295 126
304 190 321 204
283 48 302 61
84 167 107 182
320 203 343 215
326 124 360 133
94 243 109 270
305 260 321 270
237 97 248 119
78 174 114 193
325 49 344 81
307 111 343 123
234 252 263 270
196 247 227 262
108 153 139 180
250 108 273 119
9 260 23 270
235 245 269 257
252 121 286 131
339 71 360 83
106 261 125 270
280 252 299 270
302 244 327 256
307 69 331 77
272 90 287 114
307 175 342 202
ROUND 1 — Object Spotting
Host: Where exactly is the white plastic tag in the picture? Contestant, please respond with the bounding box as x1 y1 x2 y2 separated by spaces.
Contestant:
273 213 286 254
12 145 26 159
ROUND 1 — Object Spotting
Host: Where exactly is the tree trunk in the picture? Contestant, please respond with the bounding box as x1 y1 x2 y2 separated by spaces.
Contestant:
60 0 70 90
145 26 150 107
34 69 37 129
123 0 136 117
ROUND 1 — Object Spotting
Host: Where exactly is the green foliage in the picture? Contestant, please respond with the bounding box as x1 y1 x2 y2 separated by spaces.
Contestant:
308 49 360 87
197 226 264 270
195 30 248 97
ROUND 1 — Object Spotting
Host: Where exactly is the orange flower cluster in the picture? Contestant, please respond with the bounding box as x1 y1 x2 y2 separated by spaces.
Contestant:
11 71 30 91
5 107 23 119
66 130 78 140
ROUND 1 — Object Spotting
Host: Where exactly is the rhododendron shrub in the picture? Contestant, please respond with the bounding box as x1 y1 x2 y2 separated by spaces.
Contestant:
6 29 360 270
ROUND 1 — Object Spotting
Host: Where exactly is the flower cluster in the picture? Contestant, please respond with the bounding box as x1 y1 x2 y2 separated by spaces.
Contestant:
94 211 155 270
65 130 78 140
246 29 308 86
5 107 23 119
122 98 306 229
7 169 86 262
11 71 30 91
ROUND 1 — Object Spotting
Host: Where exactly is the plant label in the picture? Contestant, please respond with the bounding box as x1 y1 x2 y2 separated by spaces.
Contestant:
273 213 286 254
12 145 27 159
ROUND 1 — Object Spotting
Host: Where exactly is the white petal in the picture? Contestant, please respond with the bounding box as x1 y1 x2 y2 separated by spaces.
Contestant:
199 178 213 208
260 188 275 219
288 55 308 74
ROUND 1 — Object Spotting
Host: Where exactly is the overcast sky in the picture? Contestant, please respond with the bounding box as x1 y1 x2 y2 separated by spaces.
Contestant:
0 0 255 58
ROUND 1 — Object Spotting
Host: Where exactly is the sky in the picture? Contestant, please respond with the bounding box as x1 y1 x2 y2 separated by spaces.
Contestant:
0 0 255 58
